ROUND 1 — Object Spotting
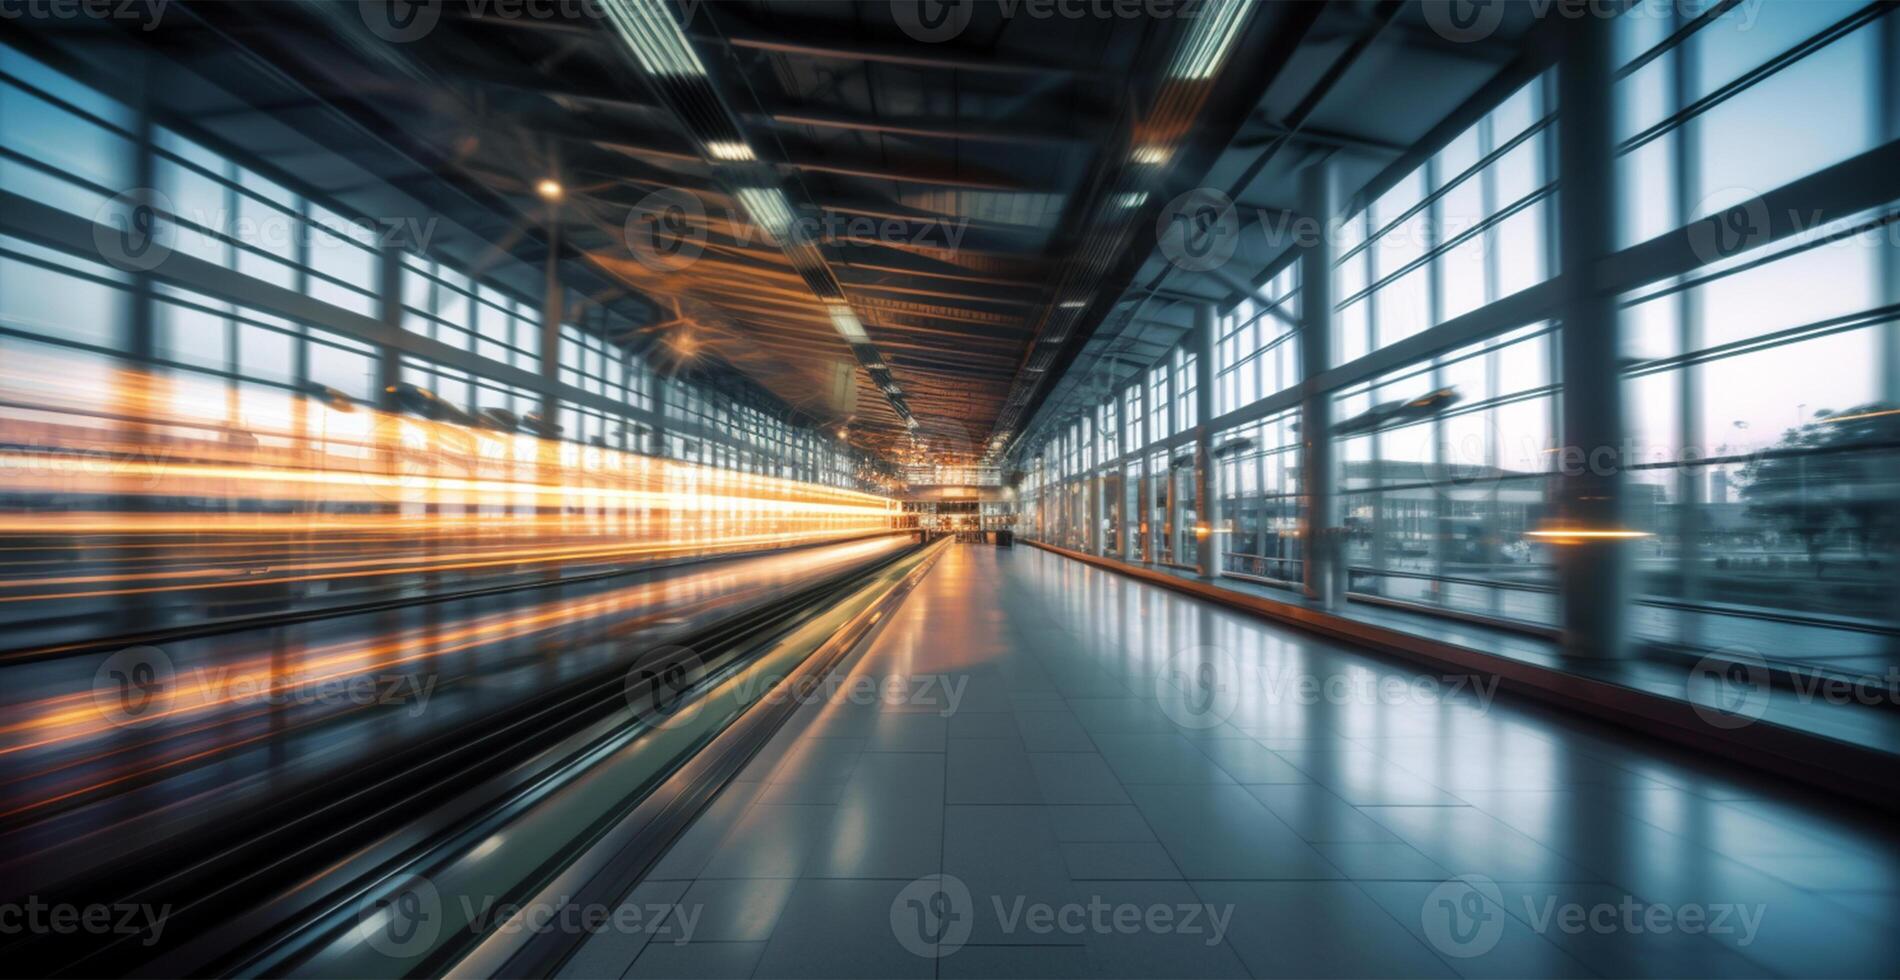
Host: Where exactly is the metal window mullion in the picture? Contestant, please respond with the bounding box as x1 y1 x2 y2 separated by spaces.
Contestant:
1673 25 1708 633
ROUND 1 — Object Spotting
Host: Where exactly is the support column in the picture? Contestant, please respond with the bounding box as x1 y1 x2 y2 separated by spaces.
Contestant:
375 247 404 410
1195 303 1221 578
1298 161 1338 605
1882 11 1899 405
1554 16 1629 659
539 218 564 422
1673 12 1706 645
1880 12 1899 651
1139 383 1155 563
1091 468 1106 555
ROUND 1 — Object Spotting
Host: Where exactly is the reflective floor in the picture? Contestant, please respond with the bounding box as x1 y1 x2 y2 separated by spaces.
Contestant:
570 544 1899 979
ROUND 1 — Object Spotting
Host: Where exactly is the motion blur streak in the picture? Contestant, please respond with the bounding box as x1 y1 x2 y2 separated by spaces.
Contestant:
0 346 898 639
0 535 908 823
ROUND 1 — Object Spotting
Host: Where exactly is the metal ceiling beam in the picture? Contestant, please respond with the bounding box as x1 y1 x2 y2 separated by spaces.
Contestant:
755 109 1085 146
836 262 1044 290
1237 118 1407 157
710 34 1092 78
781 158 1041 192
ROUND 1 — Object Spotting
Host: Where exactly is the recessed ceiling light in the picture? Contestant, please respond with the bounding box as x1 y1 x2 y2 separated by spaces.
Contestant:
535 179 564 201
1058 299 1087 310
1131 145 1171 166
1169 0 1252 80
600 0 708 77
1116 191 1148 208
705 140 754 161
826 301 870 343
735 187 797 242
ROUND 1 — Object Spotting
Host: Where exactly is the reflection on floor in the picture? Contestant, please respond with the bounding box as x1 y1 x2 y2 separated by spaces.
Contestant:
566 544 1899 979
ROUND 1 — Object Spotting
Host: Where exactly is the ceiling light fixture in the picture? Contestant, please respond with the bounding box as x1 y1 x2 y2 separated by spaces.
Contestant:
705 140 755 161
535 179 564 201
1169 0 1252 80
599 0 708 77
735 187 797 242
826 301 870 343
1131 145 1171 166
1116 191 1148 209
1058 299 1087 310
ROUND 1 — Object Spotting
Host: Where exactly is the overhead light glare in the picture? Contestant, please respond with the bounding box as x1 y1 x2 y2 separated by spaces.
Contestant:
735 187 797 242
1115 191 1148 209
1170 0 1252 81
535 179 564 201
826 301 870 343
705 140 754 161
1058 299 1087 310
600 0 709 77
1131 145 1171 166
1524 528 1655 542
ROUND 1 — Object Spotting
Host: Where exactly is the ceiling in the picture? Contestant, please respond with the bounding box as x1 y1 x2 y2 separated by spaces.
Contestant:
67 0 1553 467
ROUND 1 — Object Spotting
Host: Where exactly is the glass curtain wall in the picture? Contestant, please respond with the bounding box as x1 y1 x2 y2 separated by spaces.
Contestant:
1016 2 1899 676
0 40 859 500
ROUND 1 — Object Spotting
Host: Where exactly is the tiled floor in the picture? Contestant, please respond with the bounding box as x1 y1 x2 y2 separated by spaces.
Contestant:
567 544 1900 979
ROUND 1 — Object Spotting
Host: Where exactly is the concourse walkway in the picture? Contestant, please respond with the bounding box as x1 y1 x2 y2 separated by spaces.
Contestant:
565 545 1900 979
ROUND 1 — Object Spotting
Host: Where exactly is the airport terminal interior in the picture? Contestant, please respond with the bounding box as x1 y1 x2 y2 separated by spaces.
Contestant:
1 0 1898 977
